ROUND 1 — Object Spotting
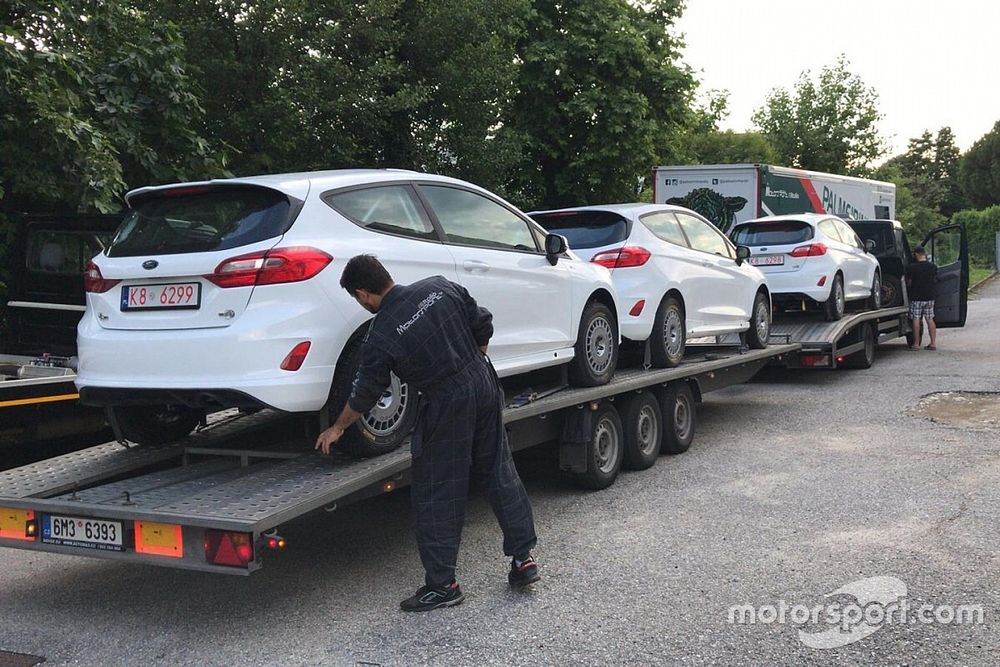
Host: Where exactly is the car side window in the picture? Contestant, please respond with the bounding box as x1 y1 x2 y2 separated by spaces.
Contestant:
640 212 689 247
324 185 438 241
818 219 843 243
675 212 733 258
419 185 538 252
835 220 863 249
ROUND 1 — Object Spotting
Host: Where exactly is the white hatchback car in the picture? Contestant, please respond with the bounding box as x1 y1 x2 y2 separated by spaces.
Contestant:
729 214 881 321
530 203 771 367
77 170 620 455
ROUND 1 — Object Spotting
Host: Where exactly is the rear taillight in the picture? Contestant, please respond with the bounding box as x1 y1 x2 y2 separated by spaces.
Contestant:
206 247 332 288
83 262 121 293
280 341 311 371
789 243 828 258
591 246 652 269
204 529 254 568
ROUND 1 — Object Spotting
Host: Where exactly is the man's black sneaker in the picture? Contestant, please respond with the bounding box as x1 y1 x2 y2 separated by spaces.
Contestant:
508 556 541 587
400 582 464 612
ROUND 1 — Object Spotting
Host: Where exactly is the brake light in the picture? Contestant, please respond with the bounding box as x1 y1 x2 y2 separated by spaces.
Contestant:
799 353 831 367
591 246 652 269
206 247 332 288
789 243 827 257
280 341 311 371
0 508 35 541
83 262 121 293
204 529 254 567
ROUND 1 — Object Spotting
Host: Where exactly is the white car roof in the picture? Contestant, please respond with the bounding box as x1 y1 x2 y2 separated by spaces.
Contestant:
124 169 477 205
529 203 695 218
737 213 835 227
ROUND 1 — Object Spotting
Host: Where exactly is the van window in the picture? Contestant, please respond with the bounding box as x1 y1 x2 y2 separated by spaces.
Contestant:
28 230 110 274
732 221 814 246
107 186 293 257
530 211 629 249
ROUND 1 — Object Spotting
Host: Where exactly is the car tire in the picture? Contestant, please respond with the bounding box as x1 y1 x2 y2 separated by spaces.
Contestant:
111 404 203 446
866 271 882 310
823 274 845 321
882 274 904 308
570 402 624 490
325 337 419 458
650 296 685 368
621 391 662 471
659 382 696 455
568 300 618 387
745 290 770 350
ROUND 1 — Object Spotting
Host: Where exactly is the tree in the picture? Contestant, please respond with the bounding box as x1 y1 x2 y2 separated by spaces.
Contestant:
505 0 695 208
752 55 886 176
674 90 777 165
958 120 1000 208
874 163 945 242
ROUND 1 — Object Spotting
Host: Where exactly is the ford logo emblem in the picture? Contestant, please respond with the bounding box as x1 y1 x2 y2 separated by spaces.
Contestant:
142 260 159 270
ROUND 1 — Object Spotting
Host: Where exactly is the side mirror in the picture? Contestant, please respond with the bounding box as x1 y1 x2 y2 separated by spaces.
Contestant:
735 245 751 266
545 233 568 266
864 239 876 253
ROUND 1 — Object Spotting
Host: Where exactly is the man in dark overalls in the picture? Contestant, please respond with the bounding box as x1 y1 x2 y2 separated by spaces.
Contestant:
315 255 539 612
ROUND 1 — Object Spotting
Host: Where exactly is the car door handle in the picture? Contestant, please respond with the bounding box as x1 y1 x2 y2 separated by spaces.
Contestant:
463 260 491 273
701 260 713 267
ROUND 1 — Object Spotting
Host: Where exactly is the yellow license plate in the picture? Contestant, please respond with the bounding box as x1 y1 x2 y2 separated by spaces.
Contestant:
0 507 35 541
134 521 183 558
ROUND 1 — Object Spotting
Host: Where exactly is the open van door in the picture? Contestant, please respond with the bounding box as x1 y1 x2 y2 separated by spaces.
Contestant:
922 224 968 328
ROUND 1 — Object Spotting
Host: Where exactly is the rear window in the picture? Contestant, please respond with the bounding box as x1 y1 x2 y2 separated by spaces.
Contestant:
530 211 629 250
28 230 111 275
849 223 893 255
107 186 293 257
731 221 813 246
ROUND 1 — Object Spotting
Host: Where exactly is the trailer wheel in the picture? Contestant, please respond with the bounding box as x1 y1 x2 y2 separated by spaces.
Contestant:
823 274 845 321
842 321 877 369
650 296 685 368
111 405 203 446
659 383 696 454
621 391 662 471
326 337 419 458
571 403 624 490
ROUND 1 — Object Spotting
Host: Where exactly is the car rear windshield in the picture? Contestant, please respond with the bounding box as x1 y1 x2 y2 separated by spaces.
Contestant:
529 211 629 249
106 186 294 257
730 221 813 246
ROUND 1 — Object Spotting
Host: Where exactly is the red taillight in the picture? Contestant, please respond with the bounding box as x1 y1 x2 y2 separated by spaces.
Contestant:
206 247 332 288
629 300 646 317
591 246 652 269
204 529 254 567
789 243 828 258
799 353 831 367
83 262 121 293
280 341 311 371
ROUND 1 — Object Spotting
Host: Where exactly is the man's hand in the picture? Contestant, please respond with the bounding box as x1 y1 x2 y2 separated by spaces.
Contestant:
315 424 347 455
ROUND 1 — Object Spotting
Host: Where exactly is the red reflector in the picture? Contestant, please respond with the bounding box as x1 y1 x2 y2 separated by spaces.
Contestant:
628 300 646 317
204 529 254 567
817 275 827 287
83 262 121 293
799 353 831 367
280 341 311 371
836 355 846 365
789 243 828 258
206 247 332 288
591 246 652 269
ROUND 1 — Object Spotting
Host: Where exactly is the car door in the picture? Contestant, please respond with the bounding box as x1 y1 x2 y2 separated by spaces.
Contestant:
922 224 969 327
834 219 872 298
675 212 750 333
416 184 575 366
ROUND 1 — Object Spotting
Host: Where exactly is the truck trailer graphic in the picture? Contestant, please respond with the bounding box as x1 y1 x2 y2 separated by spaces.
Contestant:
665 187 748 232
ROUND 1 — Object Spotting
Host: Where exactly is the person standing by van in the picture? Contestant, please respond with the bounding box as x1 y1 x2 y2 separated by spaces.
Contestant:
905 246 938 350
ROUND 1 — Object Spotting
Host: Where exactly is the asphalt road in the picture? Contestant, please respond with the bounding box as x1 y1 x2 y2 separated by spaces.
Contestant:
2 280 999 666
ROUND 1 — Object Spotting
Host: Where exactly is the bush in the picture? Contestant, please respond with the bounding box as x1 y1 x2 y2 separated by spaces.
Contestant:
952 206 1000 268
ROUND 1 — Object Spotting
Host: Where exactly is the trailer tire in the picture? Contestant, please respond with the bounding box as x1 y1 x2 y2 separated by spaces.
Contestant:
112 405 203 446
745 290 771 350
842 321 877 369
621 391 662 471
326 337 419 458
650 296 685 368
568 300 618 386
866 271 882 310
659 383 696 454
882 275 903 308
823 274 846 321
571 403 624 490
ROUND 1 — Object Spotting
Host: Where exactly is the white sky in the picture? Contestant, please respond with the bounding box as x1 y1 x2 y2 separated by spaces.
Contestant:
675 0 1000 156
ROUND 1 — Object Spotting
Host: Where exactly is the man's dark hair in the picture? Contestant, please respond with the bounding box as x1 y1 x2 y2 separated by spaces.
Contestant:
340 254 394 295
913 246 926 256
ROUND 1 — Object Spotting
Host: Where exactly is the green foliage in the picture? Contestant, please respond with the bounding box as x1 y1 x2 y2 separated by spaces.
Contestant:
752 55 886 176
874 163 946 242
673 90 777 165
951 206 1000 269
505 0 694 208
884 127 967 217
958 120 1000 208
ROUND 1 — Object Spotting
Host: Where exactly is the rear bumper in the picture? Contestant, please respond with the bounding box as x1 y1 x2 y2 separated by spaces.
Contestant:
764 271 834 303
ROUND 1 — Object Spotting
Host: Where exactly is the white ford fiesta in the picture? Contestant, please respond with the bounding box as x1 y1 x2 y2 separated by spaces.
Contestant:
77 170 620 455
729 214 881 321
530 203 771 367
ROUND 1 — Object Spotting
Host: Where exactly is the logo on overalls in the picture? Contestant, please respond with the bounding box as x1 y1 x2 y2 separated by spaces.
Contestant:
396 291 444 335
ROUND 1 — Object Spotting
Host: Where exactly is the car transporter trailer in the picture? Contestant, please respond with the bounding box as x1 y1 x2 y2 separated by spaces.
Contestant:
0 343 797 574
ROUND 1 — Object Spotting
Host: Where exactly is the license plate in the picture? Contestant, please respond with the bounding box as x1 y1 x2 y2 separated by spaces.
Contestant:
121 282 201 311
750 255 785 266
42 514 124 551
